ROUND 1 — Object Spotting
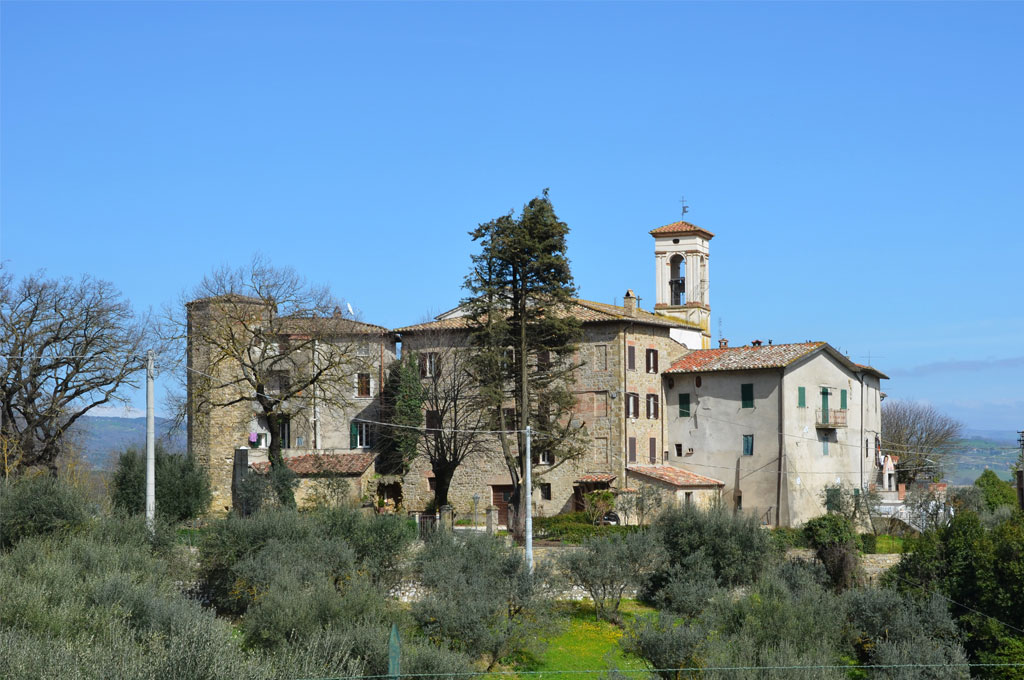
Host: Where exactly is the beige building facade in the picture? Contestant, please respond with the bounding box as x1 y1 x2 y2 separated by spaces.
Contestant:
663 342 887 527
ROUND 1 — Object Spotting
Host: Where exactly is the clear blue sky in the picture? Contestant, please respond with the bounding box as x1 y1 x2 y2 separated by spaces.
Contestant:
2 1 1022 431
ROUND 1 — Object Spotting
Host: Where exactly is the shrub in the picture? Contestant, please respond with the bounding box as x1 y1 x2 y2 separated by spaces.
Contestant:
582 489 615 525
0 474 89 549
974 469 1017 512
110 443 211 522
769 526 808 550
533 511 635 544
559 531 664 622
860 532 877 554
643 504 775 604
413 531 556 669
621 613 707 680
803 514 862 591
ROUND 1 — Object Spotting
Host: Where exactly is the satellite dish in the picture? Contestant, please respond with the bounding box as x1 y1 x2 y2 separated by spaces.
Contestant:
346 303 355 317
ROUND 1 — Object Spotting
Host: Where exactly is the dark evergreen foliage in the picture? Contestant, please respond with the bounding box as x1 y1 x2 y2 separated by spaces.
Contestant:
0 474 89 549
110 443 211 522
377 353 424 475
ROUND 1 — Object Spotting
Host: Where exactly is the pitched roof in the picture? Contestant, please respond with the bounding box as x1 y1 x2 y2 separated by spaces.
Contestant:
665 342 825 373
250 452 375 476
576 473 616 483
664 342 889 379
649 221 715 239
627 464 724 487
395 298 695 333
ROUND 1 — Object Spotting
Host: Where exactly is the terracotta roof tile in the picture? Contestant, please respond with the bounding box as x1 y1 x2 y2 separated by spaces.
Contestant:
665 342 825 373
627 464 724 487
396 298 695 333
576 473 616 483
649 221 715 238
251 452 375 476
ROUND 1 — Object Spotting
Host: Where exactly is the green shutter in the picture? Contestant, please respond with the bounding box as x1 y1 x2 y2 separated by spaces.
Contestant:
742 434 754 456
741 383 754 408
798 386 806 408
679 393 690 417
350 422 358 449
840 389 848 410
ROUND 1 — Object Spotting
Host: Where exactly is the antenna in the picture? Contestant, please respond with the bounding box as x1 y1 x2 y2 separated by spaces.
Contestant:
679 195 689 219
717 317 723 340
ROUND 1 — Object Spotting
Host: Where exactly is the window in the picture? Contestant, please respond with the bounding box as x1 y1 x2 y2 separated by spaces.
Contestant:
798 386 806 408
628 437 636 463
822 438 829 456
295 436 304 448
625 392 640 418
646 394 660 419
684 491 693 506
741 383 754 408
502 407 516 431
356 342 370 357
675 443 683 458
425 410 442 431
537 350 552 371
594 345 608 371
419 353 438 378
742 434 754 456
428 477 436 492
540 483 552 501
278 416 291 449
356 373 371 398
627 345 636 371
538 449 553 465
679 393 691 417
840 389 848 410
649 437 657 463
646 348 659 373
350 421 372 449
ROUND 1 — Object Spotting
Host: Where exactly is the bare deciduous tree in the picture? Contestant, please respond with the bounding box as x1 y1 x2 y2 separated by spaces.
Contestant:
0 271 150 476
171 255 367 507
407 329 494 509
881 400 963 485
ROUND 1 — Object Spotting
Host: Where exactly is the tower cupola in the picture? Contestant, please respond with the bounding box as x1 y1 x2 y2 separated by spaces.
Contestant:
650 221 713 348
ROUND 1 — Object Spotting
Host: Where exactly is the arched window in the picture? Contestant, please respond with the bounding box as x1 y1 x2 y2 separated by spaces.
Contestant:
669 254 685 305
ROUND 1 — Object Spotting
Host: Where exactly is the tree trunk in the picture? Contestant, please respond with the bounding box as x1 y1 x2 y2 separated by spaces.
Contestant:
432 461 457 509
265 411 296 508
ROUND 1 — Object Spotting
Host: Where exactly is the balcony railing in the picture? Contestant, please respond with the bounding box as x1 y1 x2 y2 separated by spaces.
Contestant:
815 408 847 428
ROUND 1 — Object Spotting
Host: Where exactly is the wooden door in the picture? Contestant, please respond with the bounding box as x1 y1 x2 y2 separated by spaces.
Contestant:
491 485 515 526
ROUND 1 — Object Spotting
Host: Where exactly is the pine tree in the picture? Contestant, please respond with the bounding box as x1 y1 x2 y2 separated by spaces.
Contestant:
463 190 584 539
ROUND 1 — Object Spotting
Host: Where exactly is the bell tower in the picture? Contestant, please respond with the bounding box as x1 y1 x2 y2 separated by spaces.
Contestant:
651 221 713 349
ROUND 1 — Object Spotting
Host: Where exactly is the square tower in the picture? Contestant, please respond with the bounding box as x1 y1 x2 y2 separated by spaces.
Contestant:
651 221 713 349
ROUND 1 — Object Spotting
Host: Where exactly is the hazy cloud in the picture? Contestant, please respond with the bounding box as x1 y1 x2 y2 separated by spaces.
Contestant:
888 355 1024 377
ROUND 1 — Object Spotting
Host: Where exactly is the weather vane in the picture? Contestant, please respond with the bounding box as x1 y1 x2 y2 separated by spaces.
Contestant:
680 196 689 219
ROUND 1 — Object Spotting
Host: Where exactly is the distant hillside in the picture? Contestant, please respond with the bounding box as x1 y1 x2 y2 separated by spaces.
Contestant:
69 416 187 470
943 433 1020 486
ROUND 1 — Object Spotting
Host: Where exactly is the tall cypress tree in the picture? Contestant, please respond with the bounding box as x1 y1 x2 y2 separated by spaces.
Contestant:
463 190 584 539
378 353 423 475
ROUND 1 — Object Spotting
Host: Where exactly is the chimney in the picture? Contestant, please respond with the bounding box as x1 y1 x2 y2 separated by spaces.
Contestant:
719 338 729 348
751 339 762 347
623 290 637 316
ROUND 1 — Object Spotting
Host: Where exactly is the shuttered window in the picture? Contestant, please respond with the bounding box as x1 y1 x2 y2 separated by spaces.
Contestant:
741 383 754 408
679 393 691 417
742 434 754 456
646 394 659 419
649 437 657 463
840 389 848 410
627 346 636 371
646 348 659 373
625 392 639 418
798 386 806 408
349 422 358 449
628 437 636 463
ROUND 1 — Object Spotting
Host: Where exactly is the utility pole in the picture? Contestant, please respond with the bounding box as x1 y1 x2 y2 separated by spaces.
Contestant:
1017 431 1024 511
145 350 156 532
524 425 533 573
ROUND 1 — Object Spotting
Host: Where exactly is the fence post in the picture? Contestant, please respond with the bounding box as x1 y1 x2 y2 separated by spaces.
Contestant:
388 622 400 680
439 504 453 531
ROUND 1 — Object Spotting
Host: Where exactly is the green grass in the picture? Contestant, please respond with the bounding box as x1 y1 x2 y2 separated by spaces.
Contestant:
514 600 655 676
873 534 904 554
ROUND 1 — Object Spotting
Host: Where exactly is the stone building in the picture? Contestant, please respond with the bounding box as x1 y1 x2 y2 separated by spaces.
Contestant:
186 294 395 514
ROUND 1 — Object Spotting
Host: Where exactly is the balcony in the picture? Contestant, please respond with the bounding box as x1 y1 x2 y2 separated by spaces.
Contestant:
815 408 847 429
